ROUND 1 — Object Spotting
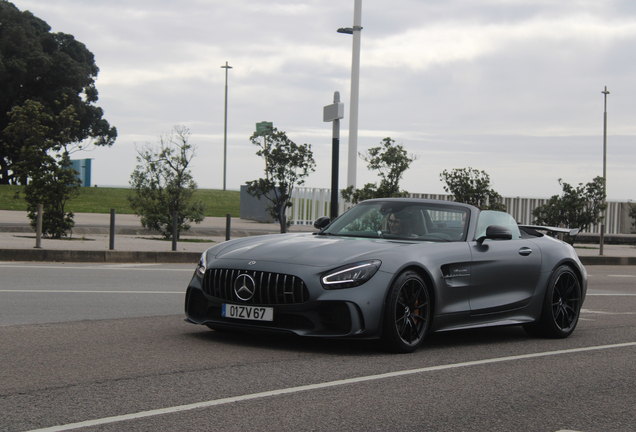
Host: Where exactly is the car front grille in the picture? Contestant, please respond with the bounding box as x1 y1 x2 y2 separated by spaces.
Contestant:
202 268 310 305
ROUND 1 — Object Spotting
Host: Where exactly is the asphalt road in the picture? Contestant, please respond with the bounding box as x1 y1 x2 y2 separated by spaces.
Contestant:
0 264 635 431
0 263 191 326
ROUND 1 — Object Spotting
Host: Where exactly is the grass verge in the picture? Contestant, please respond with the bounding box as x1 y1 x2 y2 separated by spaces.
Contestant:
0 185 240 217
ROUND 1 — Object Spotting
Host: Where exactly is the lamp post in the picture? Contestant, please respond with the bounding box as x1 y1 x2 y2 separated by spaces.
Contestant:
600 86 609 256
221 61 233 191
338 0 362 189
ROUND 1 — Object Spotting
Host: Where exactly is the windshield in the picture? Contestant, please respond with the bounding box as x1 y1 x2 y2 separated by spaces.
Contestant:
322 201 469 242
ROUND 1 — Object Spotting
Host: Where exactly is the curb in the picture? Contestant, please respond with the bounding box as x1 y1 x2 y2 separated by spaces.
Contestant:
0 249 201 264
578 256 636 266
575 233 636 245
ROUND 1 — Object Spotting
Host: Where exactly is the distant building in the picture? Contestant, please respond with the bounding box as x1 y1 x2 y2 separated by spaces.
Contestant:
70 158 92 187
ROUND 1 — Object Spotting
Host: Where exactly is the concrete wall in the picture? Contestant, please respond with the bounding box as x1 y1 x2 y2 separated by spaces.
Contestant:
239 185 274 223
619 202 635 234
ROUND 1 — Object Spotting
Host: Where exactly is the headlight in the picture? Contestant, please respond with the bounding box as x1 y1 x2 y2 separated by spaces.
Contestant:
321 260 381 289
195 250 208 277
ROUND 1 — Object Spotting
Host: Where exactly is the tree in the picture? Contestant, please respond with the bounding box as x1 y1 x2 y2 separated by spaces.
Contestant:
246 127 315 231
4 99 81 237
19 151 80 238
532 177 606 232
439 167 506 211
128 126 205 239
0 0 117 184
341 137 417 204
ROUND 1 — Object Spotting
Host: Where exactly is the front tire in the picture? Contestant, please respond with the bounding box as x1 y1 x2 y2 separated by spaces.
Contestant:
382 271 431 353
524 265 582 338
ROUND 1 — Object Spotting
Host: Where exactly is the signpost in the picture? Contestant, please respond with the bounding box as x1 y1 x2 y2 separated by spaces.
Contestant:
324 92 345 219
255 121 273 136
255 122 273 180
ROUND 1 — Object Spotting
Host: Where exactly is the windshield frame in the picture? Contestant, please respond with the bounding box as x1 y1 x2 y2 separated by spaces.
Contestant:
321 200 470 242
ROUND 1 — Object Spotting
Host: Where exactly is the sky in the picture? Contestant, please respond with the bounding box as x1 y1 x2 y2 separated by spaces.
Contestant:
9 0 636 201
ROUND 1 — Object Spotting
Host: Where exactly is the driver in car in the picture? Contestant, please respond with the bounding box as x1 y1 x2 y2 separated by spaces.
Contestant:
388 213 416 237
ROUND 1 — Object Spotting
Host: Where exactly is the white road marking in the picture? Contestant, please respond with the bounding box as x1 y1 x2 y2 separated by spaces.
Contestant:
0 290 183 294
26 341 636 432
0 264 193 271
608 275 636 278
587 293 636 296
581 309 636 315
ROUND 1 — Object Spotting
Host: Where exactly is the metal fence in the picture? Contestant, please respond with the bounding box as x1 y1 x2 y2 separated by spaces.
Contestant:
287 187 633 234
287 187 353 226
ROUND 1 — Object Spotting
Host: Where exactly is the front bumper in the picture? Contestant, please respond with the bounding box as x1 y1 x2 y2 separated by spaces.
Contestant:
184 265 393 339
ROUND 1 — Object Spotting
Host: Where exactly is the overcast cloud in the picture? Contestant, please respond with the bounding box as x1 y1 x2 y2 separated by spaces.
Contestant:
10 0 636 200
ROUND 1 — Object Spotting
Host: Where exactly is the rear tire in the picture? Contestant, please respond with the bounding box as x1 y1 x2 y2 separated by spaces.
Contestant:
524 265 581 338
382 271 431 353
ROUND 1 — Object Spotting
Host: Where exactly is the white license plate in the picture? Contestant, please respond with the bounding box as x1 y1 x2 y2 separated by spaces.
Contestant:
222 304 274 322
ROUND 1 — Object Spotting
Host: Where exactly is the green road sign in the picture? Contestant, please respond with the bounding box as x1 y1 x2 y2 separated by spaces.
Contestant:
256 121 273 136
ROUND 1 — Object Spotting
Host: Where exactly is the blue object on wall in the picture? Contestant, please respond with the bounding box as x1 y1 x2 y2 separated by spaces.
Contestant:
70 158 92 187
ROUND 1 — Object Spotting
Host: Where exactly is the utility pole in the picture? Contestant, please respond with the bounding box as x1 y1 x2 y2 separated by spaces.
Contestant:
600 86 609 256
221 61 232 191
337 0 362 189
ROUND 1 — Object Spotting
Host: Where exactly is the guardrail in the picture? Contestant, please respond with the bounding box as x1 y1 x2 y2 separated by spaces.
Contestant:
287 188 633 234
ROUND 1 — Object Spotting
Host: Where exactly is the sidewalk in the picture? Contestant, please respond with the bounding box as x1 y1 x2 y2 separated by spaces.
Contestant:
0 210 313 263
1 210 635 264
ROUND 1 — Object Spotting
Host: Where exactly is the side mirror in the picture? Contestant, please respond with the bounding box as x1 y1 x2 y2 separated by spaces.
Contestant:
476 225 512 244
314 216 331 230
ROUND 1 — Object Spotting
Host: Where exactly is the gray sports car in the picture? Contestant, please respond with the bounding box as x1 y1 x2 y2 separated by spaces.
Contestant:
185 198 587 353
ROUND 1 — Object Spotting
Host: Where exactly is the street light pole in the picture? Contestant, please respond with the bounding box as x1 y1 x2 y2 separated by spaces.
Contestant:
338 0 362 189
600 86 609 256
221 61 233 191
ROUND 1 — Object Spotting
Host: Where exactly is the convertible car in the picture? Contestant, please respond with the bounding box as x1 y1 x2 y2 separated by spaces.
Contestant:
184 198 587 353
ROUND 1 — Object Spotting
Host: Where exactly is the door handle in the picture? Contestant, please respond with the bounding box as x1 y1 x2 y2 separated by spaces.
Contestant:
519 247 533 256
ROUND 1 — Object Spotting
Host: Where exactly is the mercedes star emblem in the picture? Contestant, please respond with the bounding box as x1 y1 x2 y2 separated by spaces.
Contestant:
234 274 256 301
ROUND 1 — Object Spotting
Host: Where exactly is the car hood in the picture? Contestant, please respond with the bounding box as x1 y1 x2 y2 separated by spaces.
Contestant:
208 233 417 268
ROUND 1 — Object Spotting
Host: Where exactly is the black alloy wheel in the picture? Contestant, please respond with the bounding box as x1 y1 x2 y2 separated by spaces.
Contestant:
383 271 431 353
525 265 581 338
550 267 581 333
